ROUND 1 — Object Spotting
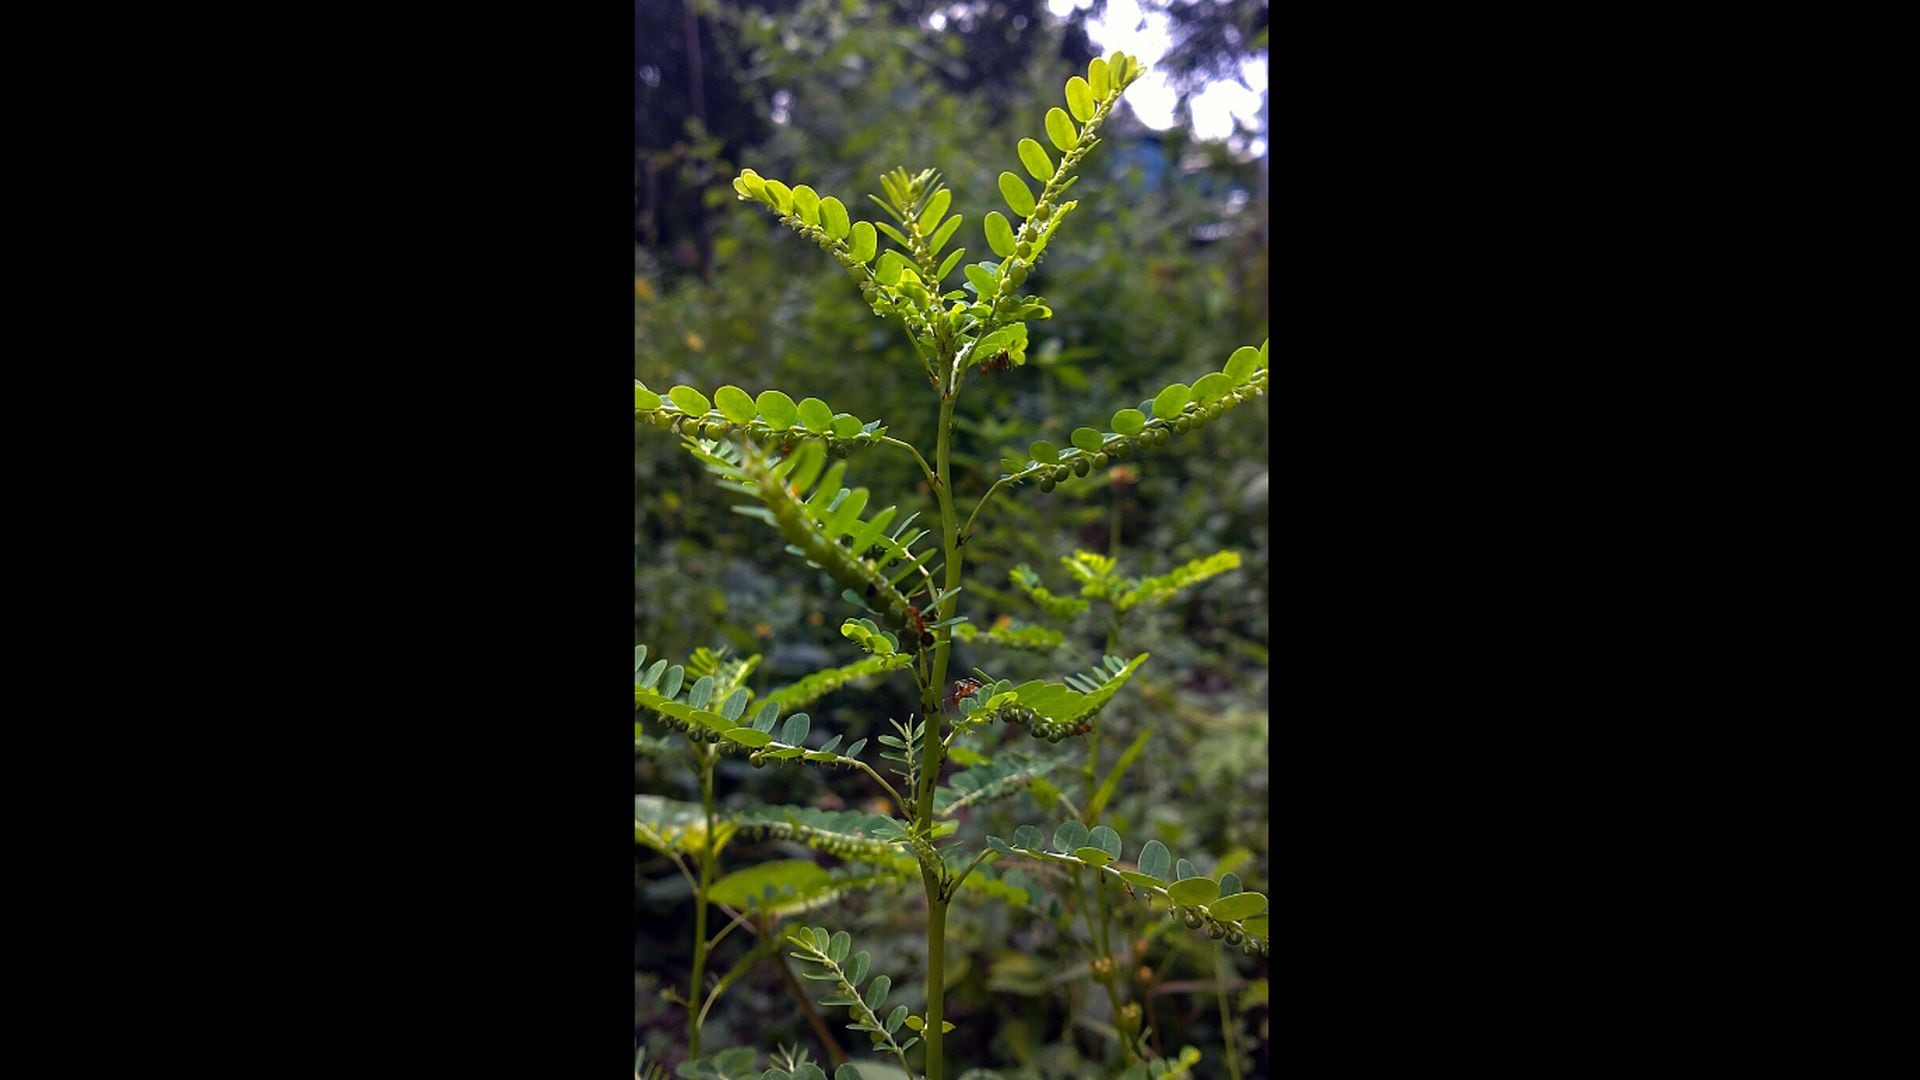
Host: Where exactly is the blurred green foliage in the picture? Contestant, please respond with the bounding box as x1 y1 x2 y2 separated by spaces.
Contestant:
637 2 1268 1075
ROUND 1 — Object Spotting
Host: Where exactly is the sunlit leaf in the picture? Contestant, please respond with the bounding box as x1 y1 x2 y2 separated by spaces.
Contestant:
849 221 877 263
984 212 1016 258
1065 76 1095 123
998 172 1036 219
1045 107 1077 152
1017 138 1053 182
820 196 851 239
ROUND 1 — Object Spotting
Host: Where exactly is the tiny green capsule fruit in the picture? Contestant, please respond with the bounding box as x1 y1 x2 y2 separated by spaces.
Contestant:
1072 457 1091 477
1242 939 1258 956
1015 241 1032 258
1184 910 1204 929
1153 428 1171 446
1009 265 1029 286
650 411 673 429
1093 453 1109 468
1226 929 1244 946
1052 466 1070 483
1208 921 1225 940
1034 202 1052 220
1174 417 1191 434
1207 403 1223 420
1112 441 1131 460
1039 477 1055 493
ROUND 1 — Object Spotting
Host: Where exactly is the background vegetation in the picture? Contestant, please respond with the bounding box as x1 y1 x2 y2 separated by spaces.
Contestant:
637 2 1268 1074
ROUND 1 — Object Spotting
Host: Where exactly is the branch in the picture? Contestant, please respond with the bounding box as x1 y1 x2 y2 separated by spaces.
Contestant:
881 435 938 491
948 847 999 898
959 474 1014 546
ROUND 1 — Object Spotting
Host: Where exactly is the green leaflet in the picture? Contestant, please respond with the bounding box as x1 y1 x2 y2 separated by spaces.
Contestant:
1045 107 1077 152
934 750 1071 816
762 653 913 712
635 678 871 778
1008 564 1091 620
951 621 1066 652
965 653 1147 744
1017 138 1053 182
917 187 951 233
997 339 1270 488
1064 75 1095 123
984 212 1016 258
735 806 916 864
635 382 888 451
785 926 917 1069
990 822 1271 949
998 171 1036 218
680 439 927 632
819 196 851 239
1115 550 1243 612
848 221 877 263
729 171 883 307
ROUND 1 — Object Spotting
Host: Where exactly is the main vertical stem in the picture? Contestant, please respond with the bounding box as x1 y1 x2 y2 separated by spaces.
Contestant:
927 395 962 738
917 394 963 1080
689 749 716 1057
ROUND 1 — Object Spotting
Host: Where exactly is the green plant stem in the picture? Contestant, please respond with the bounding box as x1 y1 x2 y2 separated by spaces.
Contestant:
689 747 716 1057
950 847 997 893
925 893 949 1079
917 393 966 1080
1097 873 1143 1063
1073 868 1135 1065
849 761 909 818
957 475 1012 546
1216 944 1243 1080
881 435 938 491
